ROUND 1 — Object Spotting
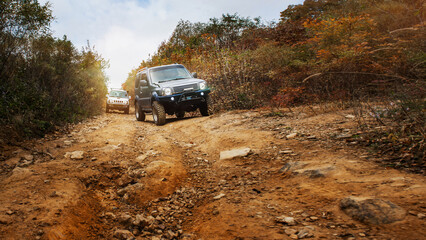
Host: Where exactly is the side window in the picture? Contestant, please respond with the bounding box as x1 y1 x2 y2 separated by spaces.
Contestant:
141 72 147 81
135 73 140 88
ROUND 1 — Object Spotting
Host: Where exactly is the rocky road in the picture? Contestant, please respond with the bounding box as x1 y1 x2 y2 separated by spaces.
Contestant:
0 107 425 239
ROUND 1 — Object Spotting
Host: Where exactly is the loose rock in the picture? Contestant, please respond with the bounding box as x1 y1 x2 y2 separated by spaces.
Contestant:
276 216 296 226
219 148 251 160
113 229 135 240
213 193 226 200
340 196 406 224
64 151 84 160
297 227 314 239
286 133 298 139
23 154 34 161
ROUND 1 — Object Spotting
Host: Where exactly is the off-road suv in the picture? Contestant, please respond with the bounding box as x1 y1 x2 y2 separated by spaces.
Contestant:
134 64 212 125
106 89 131 114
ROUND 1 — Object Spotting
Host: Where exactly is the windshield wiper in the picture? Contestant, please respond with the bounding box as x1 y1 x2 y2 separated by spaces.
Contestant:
158 77 187 83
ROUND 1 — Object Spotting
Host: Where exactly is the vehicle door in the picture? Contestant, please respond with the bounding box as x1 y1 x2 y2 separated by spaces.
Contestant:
138 71 151 109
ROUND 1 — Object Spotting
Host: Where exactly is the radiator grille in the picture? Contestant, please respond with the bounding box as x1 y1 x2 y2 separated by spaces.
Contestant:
173 84 198 93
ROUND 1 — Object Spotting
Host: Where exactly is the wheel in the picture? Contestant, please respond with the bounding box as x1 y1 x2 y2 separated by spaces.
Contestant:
106 105 110 113
152 101 166 125
176 111 185 119
135 102 145 121
199 95 213 116
124 106 129 114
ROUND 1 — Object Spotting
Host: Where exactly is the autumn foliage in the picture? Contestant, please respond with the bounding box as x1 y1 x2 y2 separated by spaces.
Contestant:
124 0 424 108
123 0 424 170
0 1 108 139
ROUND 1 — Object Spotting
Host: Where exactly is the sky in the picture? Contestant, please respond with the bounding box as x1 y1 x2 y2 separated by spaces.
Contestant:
39 0 304 89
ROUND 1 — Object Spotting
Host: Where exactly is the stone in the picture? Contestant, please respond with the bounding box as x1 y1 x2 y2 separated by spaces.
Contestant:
133 214 152 228
23 154 34 161
118 213 133 226
345 114 355 119
49 191 58 197
135 154 148 163
119 183 144 197
336 133 352 139
18 159 33 167
0 215 11 225
289 234 298 239
297 228 314 239
213 193 225 200
284 228 297 235
293 165 335 178
417 213 425 219
64 151 84 160
63 140 72 146
340 196 406 224
104 212 116 219
279 150 294 154
286 133 298 139
276 216 296 226
219 148 251 160
113 229 135 240
117 175 133 187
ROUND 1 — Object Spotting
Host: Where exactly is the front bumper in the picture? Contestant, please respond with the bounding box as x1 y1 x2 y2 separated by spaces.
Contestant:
157 89 210 103
107 103 129 110
156 89 210 114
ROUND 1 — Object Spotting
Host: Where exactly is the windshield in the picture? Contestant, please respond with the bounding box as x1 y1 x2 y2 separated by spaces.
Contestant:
149 65 192 83
109 91 128 98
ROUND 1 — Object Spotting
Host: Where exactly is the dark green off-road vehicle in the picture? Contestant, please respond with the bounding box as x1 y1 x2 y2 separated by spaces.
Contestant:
134 64 212 125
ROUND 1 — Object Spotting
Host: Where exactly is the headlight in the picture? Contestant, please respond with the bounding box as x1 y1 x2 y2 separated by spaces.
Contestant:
199 82 207 90
163 88 172 96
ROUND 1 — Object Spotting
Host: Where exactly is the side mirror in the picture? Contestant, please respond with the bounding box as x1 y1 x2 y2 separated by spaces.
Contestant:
192 72 198 78
140 80 148 86
129 96 131 100
106 94 109 98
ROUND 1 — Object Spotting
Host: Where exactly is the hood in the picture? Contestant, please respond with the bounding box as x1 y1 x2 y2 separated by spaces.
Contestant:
156 78 205 88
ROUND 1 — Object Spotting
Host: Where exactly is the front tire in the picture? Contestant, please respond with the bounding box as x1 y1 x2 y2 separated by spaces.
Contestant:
200 95 213 116
106 105 110 113
152 101 166 126
124 106 129 114
135 102 145 121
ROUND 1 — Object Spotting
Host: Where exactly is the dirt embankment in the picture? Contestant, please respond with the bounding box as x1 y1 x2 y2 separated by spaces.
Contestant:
0 107 425 240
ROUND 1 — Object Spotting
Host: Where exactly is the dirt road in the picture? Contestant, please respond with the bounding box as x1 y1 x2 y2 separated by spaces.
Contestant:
0 107 425 239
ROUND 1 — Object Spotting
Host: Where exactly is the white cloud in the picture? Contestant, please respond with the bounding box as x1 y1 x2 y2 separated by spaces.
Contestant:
40 0 303 88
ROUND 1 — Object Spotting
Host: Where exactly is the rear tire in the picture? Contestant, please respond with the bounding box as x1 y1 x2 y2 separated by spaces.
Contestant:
176 111 185 119
152 101 166 126
200 95 213 116
135 102 145 121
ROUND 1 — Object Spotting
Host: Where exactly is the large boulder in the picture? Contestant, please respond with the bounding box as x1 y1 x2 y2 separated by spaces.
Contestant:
340 196 406 224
